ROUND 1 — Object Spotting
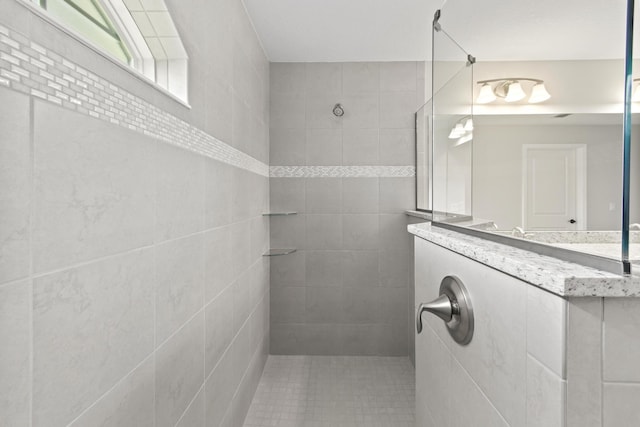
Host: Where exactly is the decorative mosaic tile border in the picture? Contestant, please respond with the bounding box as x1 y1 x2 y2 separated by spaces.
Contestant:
270 165 416 178
0 24 269 177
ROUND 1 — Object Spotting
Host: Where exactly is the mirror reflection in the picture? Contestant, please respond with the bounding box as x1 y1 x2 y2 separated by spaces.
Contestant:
418 0 639 265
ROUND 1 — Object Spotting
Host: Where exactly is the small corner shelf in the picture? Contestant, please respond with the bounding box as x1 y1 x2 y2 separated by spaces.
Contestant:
262 212 297 216
263 248 297 257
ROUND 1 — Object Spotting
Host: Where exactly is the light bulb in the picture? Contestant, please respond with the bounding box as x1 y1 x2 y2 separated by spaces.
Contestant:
504 81 526 102
529 82 551 103
476 83 496 104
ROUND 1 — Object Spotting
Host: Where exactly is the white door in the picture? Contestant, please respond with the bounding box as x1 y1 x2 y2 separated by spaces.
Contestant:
522 144 586 231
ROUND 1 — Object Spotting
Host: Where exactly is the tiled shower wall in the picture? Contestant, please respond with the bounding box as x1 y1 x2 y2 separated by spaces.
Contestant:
0 0 270 426
269 62 424 356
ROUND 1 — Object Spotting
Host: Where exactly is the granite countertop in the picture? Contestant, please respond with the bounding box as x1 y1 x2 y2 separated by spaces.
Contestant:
408 222 640 297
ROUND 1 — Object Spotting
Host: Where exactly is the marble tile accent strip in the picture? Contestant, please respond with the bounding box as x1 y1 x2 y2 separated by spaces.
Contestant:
270 165 416 178
0 25 269 177
408 222 640 297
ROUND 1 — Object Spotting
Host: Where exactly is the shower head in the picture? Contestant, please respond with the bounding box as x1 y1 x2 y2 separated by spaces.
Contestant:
333 103 344 117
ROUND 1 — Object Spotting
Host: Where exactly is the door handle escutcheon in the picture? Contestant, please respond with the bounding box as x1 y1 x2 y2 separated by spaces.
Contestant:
416 275 474 345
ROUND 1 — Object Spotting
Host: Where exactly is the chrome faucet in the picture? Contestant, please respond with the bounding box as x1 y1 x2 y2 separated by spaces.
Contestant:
512 226 534 239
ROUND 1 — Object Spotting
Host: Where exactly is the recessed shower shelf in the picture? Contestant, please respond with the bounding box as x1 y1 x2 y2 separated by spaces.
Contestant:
262 212 297 216
263 248 297 257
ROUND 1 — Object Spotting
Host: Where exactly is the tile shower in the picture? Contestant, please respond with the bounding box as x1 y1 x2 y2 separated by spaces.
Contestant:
0 0 423 426
269 61 424 357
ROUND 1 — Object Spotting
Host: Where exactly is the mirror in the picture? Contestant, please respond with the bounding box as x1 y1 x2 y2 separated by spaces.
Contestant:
418 0 639 267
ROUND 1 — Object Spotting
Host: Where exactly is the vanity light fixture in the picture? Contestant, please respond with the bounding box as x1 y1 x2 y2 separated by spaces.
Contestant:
476 78 551 104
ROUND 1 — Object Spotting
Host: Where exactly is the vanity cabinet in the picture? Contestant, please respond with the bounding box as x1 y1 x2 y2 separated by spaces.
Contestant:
414 235 640 427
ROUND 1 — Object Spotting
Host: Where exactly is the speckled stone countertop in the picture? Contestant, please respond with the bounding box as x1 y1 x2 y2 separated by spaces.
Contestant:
408 222 640 297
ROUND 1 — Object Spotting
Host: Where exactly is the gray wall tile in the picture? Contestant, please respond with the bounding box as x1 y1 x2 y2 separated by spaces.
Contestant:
342 177 379 214
379 91 418 129
155 234 205 344
270 128 306 166
155 313 204 427
603 298 640 382
305 62 342 95
270 92 306 129
305 178 342 213
205 286 234 377
306 251 343 286
380 177 416 213
526 355 566 427
603 383 640 427
175 388 205 427
156 143 205 242
566 297 603 427
270 178 306 214
342 214 379 250
342 128 379 165
69 357 155 427
379 129 416 166
306 129 342 165
342 93 379 129
204 226 234 302
379 62 418 92
343 62 379 94
270 63 306 93
306 95 343 130
306 214 343 250
33 249 155 427
204 159 233 229
342 251 379 287
33 102 155 274
0 88 30 284
0 280 31 426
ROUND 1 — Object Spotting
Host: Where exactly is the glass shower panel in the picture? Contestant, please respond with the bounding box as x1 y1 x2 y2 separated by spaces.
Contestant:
416 100 432 211
432 22 473 217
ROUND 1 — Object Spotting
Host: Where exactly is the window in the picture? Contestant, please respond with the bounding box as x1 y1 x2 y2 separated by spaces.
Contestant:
31 0 189 102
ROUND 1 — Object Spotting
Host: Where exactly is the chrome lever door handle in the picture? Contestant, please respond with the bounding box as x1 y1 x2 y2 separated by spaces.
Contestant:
415 276 474 345
416 294 457 333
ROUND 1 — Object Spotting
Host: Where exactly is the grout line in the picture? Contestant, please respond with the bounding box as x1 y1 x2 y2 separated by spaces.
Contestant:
28 90 35 427
64 353 155 427
27 215 260 281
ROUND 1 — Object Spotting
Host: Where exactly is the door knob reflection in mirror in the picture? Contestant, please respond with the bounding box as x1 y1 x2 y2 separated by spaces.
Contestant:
416 275 474 345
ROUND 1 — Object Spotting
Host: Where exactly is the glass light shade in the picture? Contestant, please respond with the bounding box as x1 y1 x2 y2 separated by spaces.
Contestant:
463 118 474 131
476 83 496 103
448 123 465 139
633 84 640 102
504 81 526 102
528 82 551 103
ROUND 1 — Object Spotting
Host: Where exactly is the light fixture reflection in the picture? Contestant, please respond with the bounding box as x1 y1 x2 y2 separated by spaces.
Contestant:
448 116 473 143
529 82 551 103
504 81 526 102
476 83 496 104
476 78 551 104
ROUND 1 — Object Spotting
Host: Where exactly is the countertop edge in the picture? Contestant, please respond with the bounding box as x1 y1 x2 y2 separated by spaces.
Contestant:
408 222 640 298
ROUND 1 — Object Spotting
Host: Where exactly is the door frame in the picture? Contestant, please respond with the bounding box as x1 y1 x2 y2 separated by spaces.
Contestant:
521 144 587 231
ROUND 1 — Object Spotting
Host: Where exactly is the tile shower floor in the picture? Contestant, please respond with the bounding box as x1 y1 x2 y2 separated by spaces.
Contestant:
243 356 415 427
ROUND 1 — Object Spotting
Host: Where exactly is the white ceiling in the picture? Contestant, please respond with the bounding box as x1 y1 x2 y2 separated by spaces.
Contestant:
242 0 630 63
242 0 443 62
